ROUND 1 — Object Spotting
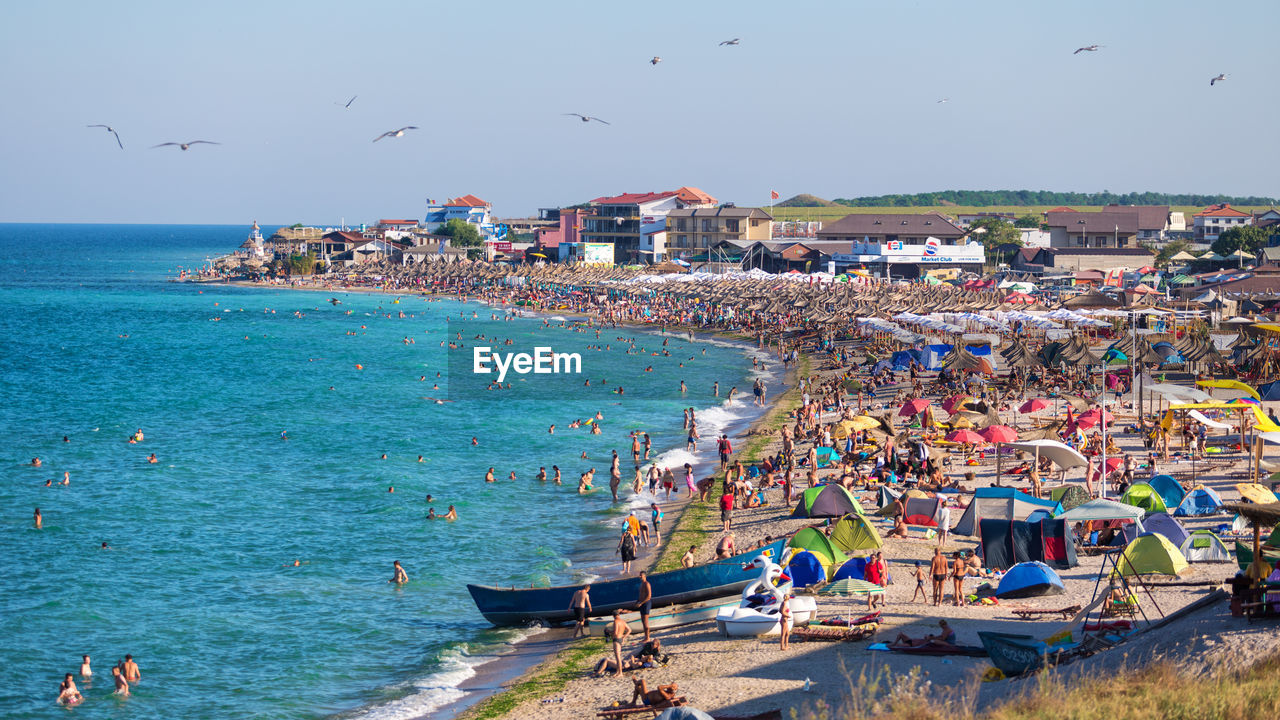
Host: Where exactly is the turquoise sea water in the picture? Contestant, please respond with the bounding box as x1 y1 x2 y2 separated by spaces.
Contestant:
0 225 765 720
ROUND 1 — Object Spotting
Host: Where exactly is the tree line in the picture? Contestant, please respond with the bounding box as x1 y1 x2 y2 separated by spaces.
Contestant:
832 190 1278 207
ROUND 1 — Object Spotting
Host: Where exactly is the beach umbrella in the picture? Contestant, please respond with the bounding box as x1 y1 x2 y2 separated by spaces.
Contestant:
942 394 973 414
946 429 986 444
899 398 930 417
846 415 881 432
980 425 1019 443
1076 409 1115 429
1019 398 1050 414
818 578 884 596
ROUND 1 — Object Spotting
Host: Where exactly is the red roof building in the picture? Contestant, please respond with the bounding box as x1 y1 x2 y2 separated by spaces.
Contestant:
1193 203 1253 244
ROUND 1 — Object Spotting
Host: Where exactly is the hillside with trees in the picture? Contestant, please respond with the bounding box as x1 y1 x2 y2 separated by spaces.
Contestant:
832 190 1278 207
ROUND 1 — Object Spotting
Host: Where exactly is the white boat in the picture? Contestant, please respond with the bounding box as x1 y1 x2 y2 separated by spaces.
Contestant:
586 600 738 636
715 554 817 637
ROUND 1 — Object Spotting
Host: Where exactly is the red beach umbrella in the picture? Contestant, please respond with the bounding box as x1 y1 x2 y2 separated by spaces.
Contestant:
1018 398 1050 414
1076 409 1115 429
946 429 985 444
942 394 972 415
899 398 930 417
1105 457 1123 472
979 425 1019 443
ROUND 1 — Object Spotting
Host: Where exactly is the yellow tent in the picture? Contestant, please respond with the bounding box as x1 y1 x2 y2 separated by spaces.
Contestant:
1253 407 1280 433
846 416 881 432
1196 379 1261 401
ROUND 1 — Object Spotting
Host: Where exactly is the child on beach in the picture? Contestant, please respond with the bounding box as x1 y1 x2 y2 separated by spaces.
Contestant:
911 561 927 603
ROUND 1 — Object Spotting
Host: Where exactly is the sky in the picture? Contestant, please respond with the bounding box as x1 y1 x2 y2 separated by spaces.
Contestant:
0 0 1276 224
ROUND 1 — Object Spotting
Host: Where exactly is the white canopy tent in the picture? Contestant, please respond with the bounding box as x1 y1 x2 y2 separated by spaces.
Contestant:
1055 498 1147 534
1004 439 1089 470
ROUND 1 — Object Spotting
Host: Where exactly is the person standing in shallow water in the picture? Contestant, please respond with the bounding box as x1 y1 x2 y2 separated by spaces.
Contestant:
391 560 408 584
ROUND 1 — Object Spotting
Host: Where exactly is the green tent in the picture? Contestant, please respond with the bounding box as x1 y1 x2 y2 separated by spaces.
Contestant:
1119 482 1169 514
1049 485 1090 512
1112 533 1189 577
791 484 864 518
829 512 883 555
788 526 850 568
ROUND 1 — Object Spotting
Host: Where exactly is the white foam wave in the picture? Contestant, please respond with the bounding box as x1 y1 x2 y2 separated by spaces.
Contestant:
347 627 546 720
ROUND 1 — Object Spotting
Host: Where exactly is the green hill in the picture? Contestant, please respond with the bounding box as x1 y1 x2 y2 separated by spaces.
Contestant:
776 193 837 207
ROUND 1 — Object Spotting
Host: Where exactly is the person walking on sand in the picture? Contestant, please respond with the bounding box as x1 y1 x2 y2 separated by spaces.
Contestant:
681 545 698 568
636 571 653 642
570 584 592 638
650 503 663 544
719 489 734 532
951 551 966 607
929 548 947 606
608 609 631 677
911 561 928 603
717 434 733 471
617 527 637 573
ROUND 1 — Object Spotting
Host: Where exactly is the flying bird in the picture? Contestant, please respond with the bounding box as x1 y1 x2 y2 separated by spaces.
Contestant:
152 141 220 151
372 126 418 142
563 113 610 125
650 56 661 65
936 98 949 104
719 38 740 46
335 95 357 108
1210 73 1227 86
1073 45 1101 54
87 124 123 149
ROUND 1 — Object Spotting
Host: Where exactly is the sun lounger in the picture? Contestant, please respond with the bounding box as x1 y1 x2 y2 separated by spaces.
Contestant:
887 643 987 657
792 624 878 642
597 697 688 719
1010 605 1082 620
712 711 783 720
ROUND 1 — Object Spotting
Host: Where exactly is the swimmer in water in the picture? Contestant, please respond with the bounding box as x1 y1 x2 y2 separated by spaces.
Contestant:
391 560 408 584
417 455 424 462
147 453 158 464
31 457 41 467
388 487 394 493
444 505 457 520
80 655 92 678
427 508 437 519
34 508 42 529
426 494 434 503
472 437 479 446
62 471 69 485
485 468 495 483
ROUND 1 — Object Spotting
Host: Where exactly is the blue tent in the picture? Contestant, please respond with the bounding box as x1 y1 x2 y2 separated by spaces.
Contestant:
1259 381 1280 402
1025 509 1053 524
996 561 1065 599
831 556 893 584
1147 474 1186 510
966 344 992 356
786 550 827 588
1141 512 1190 547
831 556 869 581
814 447 840 467
891 350 920 370
921 345 951 370
1175 486 1224 516
873 359 892 372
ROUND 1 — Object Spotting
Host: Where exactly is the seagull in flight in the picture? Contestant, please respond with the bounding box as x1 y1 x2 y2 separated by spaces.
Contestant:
936 98 949 104
650 56 662 65
1073 44 1101 54
563 113 610 125
87 124 123 149
335 95 357 109
372 126 418 142
1210 73 1227 86
719 38 740 46
152 140 220 151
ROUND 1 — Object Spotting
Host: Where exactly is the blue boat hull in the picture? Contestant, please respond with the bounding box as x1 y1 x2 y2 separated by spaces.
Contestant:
978 631 1051 676
467 539 788 626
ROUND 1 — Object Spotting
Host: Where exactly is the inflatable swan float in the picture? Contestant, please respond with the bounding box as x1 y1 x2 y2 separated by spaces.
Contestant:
715 553 817 636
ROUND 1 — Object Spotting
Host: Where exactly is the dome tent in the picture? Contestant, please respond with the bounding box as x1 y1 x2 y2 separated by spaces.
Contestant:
1175 486 1223 516
1179 530 1232 563
1112 533 1189 577
1142 512 1190 547
787 526 849 567
996 561 1065 598
1147 474 1187 510
1120 482 1169 514
786 550 828 588
829 512 883 555
791 484 864 518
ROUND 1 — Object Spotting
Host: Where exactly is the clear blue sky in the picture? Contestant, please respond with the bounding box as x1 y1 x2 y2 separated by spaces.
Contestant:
1 0 1275 224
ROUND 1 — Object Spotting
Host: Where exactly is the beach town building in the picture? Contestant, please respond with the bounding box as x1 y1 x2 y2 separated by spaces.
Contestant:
580 187 718 264
424 195 493 233
812 213 982 278
1101 205 1179 243
533 207 590 257
1013 247 1157 274
1045 211 1139 248
665 206 773 260
236 221 266 259
955 211 1017 227
1193 203 1253 246
373 219 421 241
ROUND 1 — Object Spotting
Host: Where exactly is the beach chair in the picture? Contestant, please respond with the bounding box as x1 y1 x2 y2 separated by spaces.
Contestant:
1010 605 1081 621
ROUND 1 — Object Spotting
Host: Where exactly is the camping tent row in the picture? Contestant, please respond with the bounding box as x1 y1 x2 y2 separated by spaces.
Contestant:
954 487 1062 536
786 514 884 587
979 518 1078 571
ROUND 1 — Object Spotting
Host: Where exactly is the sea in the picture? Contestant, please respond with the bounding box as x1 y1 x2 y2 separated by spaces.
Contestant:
0 224 771 720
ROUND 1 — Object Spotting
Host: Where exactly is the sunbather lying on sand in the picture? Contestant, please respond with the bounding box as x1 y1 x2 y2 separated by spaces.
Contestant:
892 619 957 650
629 678 679 707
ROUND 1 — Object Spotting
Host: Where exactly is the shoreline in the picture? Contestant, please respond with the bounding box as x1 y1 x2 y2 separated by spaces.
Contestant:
210 277 794 720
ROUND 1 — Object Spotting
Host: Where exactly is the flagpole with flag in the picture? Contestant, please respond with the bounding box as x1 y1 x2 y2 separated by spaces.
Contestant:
769 190 779 225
